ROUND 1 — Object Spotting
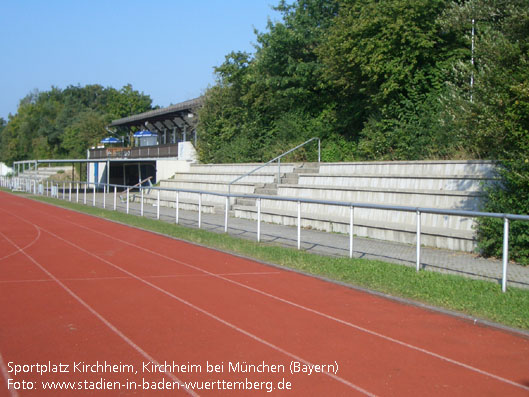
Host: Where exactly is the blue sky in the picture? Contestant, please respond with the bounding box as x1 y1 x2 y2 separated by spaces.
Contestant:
0 0 281 120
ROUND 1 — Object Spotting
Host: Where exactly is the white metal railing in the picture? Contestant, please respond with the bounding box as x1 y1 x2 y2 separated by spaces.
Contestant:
228 137 321 197
2 174 528 293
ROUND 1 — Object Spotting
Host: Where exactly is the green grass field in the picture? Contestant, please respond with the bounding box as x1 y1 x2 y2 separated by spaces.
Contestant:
10 191 529 332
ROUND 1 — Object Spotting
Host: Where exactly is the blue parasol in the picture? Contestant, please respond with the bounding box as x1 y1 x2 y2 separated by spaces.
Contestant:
100 137 121 144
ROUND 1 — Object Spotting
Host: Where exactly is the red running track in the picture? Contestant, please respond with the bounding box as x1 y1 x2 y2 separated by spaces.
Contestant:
0 191 528 396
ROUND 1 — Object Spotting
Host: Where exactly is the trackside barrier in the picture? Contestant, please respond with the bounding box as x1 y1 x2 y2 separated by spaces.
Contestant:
2 175 528 293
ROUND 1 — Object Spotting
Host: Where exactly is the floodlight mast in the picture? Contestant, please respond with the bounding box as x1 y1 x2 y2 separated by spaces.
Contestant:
470 18 475 102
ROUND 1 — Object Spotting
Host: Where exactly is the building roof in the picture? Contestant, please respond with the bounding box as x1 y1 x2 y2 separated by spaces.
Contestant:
109 96 203 131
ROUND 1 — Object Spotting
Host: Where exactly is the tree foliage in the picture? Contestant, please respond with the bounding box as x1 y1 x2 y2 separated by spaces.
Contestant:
196 0 529 261
198 0 341 163
478 160 529 264
439 0 529 159
198 0 528 163
0 84 152 164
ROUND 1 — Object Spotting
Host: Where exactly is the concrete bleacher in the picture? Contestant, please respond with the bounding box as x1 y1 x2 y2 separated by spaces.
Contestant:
19 166 74 182
146 160 496 252
144 163 296 213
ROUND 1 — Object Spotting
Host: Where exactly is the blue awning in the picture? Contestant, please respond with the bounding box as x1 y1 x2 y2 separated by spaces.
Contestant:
100 137 121 144
133 130 157 137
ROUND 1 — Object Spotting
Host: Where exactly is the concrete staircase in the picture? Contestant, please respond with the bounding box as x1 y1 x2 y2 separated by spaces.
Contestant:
146 160 496 252
234 162 320 207
234 161 495 251
144 162 298 214
19 166 74 182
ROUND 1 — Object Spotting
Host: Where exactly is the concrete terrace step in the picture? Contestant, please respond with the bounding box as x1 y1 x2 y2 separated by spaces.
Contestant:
318 160 495 177
170 172 278 184
254 183 278 195
293 162 320 173
150 160 495 252
143 194 226 214
20 166 74 181
298 174 494 192
277 184 483 211
232 203 475 251
256 198 475 231
188 163 297 175
159 179 256 195
146 188 232 206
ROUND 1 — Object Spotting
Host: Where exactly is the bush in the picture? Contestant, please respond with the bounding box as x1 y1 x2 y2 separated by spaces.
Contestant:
477 160 529 265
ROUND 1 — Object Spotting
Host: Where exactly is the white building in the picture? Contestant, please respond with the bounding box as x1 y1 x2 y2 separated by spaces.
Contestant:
0 162 13 176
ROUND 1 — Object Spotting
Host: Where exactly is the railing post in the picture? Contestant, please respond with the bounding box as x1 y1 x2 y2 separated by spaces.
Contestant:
349 206 354 258
257 198 261 242
76 183 79 203
157 190 160 220
140 187 144 216
175 191 179 224
62 182 65 200
113 186 117 210
46 180 49 197
92 184 96 207
83 183 87 204
103 185 106 208
198 193 202 228
69 183 72 201
126 189 129 214
297 200 301 250
416 210 421 272
224 196 229 233
502 217 509 293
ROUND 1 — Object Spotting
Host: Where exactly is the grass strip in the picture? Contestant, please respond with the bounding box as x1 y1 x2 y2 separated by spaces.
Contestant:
16 192 529 331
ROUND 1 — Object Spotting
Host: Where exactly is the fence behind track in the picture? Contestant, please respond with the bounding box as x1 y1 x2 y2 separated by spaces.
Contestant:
2 175 528 293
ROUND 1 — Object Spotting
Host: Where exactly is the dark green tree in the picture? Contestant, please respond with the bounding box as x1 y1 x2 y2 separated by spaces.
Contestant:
439 0 529 159
318 0 465 159
198 0 341 163
0 84 153 164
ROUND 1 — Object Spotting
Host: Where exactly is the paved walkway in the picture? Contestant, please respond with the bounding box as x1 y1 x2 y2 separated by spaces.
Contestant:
80 193 529 290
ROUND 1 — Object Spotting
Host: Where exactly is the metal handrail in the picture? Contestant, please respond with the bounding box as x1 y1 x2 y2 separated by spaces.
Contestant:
228 137 321 196
5 176 529 222
4 174 529 293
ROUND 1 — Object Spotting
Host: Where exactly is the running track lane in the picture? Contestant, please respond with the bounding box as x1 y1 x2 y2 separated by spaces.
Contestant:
0 191 528 396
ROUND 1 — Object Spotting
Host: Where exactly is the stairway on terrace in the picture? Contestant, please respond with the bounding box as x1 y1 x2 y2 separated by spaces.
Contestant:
233 160 495 251
143 162 299 214
19 166 74 182
146 160 496 252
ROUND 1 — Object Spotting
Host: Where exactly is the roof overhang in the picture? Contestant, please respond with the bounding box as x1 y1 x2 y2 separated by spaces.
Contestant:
109 97 203 131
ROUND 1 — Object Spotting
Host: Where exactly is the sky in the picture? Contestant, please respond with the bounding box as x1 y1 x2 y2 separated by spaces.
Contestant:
0 0 281 120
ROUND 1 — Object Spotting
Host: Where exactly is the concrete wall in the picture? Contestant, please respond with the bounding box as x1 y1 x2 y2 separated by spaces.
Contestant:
87 162 108 185
157 159 192 181
0 162 13 176
178 142 198 161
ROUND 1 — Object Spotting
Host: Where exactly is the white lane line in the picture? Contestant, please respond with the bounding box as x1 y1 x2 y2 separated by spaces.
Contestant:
38 225 376 396
0 271 282 284
6 203 529 392
0 230 198 397
46 210 529 392
0 352 19 397
0 226 41 262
